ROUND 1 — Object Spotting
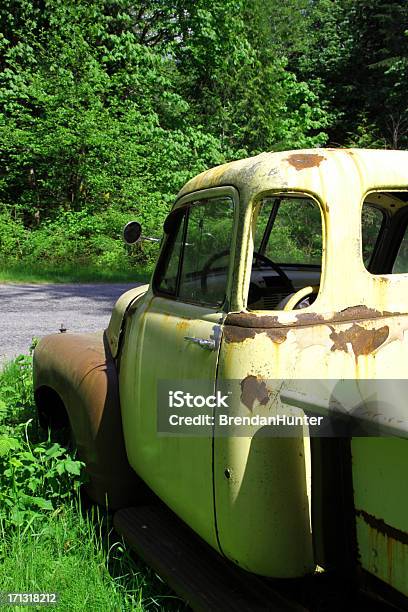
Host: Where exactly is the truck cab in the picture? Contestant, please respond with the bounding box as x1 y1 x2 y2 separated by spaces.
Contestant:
34 149 408 606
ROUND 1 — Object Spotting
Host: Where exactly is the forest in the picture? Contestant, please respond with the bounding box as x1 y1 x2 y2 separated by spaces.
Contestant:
1 0 408 278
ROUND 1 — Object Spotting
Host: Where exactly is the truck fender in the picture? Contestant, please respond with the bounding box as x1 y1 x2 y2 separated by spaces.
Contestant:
33 330 143 509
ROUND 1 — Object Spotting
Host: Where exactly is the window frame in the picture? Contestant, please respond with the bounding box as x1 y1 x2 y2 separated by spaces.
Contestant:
361 202 388 273
384 207 408 274
253 192 324 269
248 189 326 312
360 190 408 275
152 186 239 310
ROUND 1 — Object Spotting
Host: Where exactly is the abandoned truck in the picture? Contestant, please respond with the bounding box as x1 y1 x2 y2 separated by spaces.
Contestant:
33 149 408 610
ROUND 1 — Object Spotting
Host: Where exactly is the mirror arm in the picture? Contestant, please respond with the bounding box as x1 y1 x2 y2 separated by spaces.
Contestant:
141 236 161 243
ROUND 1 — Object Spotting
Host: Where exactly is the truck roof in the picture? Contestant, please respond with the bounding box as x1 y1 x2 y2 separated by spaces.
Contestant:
177 148 408 203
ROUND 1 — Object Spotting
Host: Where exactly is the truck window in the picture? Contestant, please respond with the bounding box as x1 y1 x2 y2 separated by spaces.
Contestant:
255 197 322 265
361 191 408 273
361 204 385 267
249 196 322 311
393 229 408 273
155 196 234 307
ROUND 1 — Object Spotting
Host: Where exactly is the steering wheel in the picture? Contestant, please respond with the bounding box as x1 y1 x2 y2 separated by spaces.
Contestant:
200 249 295 294
201 249 230 294
279 285 319 311
252 251 294 291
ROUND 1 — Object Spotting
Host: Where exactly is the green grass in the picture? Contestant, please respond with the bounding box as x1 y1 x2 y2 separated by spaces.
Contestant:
0 354 186 611
0 264 152 284
0 504 185 611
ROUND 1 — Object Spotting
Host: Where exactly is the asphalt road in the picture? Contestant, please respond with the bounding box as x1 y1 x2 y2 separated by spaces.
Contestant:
0 283 139 365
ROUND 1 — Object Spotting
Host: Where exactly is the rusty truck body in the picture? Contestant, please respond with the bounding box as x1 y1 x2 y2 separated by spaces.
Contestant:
34 149 408 609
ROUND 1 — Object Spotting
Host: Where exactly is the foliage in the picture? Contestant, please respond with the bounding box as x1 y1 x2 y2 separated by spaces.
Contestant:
0 354 85 528
0 353 185 609
1 1 407 274
299 0 408 148
0 0 333 273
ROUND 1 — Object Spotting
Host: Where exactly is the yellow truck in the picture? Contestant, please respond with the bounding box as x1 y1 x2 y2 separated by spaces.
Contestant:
33 149 408 610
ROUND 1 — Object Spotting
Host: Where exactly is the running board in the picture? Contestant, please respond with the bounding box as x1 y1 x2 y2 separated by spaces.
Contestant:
114 504 307 612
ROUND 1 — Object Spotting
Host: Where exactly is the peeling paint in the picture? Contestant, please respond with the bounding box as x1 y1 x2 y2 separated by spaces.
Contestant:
266 328 288 344
223 324 288 344
240 375 270 411
286 153 326 170
224 305 403 331
329 324 389 358
224 325 257 344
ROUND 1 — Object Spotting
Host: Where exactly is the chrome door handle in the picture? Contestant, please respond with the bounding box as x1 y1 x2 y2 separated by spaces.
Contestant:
184 336 216 351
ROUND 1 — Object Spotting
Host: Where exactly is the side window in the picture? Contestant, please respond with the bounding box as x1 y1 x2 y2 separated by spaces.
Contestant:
361 192 408 273
156 212 186 296
393 229 408 273
155 196 235 307
361 204 385 267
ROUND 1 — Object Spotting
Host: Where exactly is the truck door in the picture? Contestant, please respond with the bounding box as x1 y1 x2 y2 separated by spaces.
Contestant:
119 188 237 551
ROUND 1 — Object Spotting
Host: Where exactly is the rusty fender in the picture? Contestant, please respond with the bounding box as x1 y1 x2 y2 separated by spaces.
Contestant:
33 331 142 509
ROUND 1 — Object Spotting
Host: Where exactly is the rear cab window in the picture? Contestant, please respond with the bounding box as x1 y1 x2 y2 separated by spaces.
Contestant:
249 195 323 311
361 191 408 274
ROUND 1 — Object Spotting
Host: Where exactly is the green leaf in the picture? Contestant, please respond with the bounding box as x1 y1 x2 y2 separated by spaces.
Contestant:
0 437 20 457
45 443 63 458
63 459 82 476
32 497 53 510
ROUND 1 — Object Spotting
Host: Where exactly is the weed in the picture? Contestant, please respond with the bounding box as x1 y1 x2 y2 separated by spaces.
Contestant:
0 354 186 610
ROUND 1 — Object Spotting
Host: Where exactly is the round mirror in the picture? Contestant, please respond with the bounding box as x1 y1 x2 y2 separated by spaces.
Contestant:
123 221 142 244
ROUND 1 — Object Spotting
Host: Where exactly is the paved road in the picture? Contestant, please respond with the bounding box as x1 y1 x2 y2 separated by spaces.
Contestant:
0 283 139 365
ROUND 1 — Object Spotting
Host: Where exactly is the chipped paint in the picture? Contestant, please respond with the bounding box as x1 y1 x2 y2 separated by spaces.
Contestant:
286 153 326 170
223 325 288 344
225 306 404 331
329 324 389 358
240 375 270 411
223 325 257 344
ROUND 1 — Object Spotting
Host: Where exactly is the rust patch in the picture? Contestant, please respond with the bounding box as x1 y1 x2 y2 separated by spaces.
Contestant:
356 509 408 546
337 305 397 320
225 311 325 329
223 325 257 343
266 328 288 344
224 305 402 331
225 312 280 329
223 325 288 344
176 320 189 332
329 324 389 358
286 153 325 170
240 375 270 412
294 312 326 325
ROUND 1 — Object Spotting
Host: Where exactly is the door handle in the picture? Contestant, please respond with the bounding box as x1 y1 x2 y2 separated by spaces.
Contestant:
184 336 216 351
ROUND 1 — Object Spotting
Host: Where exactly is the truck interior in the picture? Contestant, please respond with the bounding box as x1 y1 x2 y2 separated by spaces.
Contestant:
155 190 408 312
247 190 408 311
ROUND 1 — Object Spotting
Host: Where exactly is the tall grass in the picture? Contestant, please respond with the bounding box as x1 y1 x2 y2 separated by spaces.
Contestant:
0 353 185 611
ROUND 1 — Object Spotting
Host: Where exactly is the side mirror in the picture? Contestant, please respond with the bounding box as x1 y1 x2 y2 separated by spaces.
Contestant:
123 221 161 244
123 221 142 244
